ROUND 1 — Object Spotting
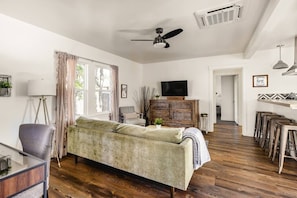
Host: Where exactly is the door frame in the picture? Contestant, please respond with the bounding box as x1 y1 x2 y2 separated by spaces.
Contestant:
208 66 243 133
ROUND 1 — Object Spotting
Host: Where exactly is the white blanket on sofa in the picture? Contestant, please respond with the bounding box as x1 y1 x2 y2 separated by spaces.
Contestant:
182 127 211 170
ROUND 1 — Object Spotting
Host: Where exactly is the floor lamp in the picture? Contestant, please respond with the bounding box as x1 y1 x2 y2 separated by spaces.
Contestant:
28 79 61 168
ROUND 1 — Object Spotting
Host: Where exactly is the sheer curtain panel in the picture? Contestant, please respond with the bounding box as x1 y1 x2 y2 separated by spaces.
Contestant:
55 52 78 158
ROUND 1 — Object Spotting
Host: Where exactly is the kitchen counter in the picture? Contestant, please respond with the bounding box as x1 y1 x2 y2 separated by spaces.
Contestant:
257 99 297 109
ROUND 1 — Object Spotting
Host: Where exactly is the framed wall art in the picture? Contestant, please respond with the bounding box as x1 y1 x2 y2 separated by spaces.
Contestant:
253 75 268 87
121 84 127 98
0 74 12 97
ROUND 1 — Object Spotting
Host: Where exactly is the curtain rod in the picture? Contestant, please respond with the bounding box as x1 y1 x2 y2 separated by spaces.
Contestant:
55 51 112 67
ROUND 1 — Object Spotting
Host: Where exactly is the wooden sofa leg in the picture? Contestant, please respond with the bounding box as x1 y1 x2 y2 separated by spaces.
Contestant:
170 187 175 198
74 155 78 164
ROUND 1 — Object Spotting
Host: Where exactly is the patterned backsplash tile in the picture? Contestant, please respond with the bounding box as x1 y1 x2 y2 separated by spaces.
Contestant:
258 93 297 100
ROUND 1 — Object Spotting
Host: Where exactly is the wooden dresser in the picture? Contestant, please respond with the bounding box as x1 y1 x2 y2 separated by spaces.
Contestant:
150 99 199 128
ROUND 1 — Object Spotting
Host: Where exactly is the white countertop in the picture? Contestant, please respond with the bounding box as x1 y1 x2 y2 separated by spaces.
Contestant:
257 99 297 109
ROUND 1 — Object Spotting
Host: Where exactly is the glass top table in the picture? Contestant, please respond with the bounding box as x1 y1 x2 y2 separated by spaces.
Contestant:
0 142 47 197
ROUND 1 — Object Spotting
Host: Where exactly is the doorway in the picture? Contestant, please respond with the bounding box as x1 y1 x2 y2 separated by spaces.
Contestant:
216 75 236 123
212 68 242 129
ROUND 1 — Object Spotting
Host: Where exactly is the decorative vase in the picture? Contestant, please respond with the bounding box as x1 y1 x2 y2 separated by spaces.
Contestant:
156 124 161 129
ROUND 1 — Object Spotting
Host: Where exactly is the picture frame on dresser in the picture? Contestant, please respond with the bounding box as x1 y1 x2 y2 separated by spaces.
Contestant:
253 75 268 87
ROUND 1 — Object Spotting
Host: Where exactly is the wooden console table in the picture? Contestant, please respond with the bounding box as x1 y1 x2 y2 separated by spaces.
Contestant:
0 143 47 198
150 99 199 128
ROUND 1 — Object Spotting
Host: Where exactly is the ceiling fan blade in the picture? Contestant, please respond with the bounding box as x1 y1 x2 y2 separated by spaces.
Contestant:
162 28 183 39
131 39 154 41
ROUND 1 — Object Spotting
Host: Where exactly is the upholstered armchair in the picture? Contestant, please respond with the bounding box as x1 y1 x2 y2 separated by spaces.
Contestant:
119 106 146 126
14 124 54 198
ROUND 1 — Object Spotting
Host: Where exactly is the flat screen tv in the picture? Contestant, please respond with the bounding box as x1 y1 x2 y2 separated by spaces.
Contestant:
161 80 188 96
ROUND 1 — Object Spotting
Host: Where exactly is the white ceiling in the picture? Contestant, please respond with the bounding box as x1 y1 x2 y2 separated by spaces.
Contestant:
0 0 297 64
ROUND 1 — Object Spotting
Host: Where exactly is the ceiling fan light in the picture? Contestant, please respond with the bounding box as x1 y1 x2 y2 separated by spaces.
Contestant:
153 36 166 48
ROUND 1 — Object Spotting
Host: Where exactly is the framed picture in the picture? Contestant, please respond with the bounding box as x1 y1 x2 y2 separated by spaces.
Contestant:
253 75 268 87
121 84 127 98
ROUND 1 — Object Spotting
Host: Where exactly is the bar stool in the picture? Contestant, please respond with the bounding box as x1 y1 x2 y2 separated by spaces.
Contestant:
268 117 294 158
272 122 297 174
260 114 284 149
254 111 273 142
259 113 282 148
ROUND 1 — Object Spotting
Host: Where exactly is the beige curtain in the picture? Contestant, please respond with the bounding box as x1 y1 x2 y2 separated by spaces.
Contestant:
55 52 78 158
110 65 119 121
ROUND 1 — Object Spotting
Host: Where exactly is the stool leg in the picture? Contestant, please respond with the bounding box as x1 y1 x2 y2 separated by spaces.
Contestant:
260 119 268 148
293 131 297 154
255 113 261 141
278 127 288 174
272 126 280 162
268 123 276 158
288 131 296 158
254 113 258 138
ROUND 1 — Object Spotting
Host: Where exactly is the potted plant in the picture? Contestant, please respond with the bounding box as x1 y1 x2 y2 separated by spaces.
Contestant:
0 81 12 96
154 118 163 129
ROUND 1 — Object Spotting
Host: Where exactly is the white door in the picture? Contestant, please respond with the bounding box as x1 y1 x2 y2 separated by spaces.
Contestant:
221 75 234 121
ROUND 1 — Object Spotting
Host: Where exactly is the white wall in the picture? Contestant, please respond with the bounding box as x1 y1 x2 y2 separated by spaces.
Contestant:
0 14 142 147
143 46 297 137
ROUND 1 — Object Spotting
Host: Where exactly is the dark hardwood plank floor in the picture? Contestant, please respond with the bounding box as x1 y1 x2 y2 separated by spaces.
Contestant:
49 123 297 197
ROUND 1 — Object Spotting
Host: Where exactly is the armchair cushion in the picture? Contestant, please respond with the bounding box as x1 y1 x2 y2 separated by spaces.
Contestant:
123 112 139 119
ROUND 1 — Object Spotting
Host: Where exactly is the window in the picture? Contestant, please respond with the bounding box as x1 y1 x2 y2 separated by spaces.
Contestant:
75 59 112 117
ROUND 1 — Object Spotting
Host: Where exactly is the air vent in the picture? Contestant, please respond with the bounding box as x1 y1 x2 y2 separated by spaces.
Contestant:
194 1 244 29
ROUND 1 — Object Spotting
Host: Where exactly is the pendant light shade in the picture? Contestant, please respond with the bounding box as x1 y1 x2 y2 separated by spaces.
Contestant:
282 37 297 76
273 45 288 69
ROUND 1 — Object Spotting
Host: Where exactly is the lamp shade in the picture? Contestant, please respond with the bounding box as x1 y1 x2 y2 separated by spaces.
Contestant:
273 60 289 69
282 62 297 76
273 45 288 69
28 79 56 96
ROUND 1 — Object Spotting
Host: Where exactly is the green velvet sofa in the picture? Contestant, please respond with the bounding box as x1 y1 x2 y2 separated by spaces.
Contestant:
67 117 194 192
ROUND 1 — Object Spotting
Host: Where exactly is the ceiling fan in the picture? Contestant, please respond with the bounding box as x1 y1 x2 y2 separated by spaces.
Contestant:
131 27 183 48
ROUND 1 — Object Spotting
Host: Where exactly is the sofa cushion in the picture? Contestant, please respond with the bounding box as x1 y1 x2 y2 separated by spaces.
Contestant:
144 128 183 144
115 124 183 143
115 124 147 137
76 116 119 132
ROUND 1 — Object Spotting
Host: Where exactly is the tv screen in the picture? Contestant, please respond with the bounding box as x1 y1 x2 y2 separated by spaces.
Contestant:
161 80 188 96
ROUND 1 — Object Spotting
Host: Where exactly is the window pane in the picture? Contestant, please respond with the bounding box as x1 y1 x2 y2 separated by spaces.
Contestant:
75 63 86 89
75 90 84 115
75 63 86 115
95 67 111 90
95 91 110 112
95 67 111 113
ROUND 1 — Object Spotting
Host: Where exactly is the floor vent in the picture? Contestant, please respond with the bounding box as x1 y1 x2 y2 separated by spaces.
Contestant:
194 1 244 29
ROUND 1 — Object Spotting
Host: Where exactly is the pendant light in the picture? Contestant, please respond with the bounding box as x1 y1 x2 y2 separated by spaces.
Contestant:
282 37 297 76
273 45 288 69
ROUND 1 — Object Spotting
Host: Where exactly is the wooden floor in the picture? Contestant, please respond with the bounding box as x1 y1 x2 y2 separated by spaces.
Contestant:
49 122 297 198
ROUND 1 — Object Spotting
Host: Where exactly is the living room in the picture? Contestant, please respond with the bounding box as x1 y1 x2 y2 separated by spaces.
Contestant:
1 0 297 145
1 0 297 197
